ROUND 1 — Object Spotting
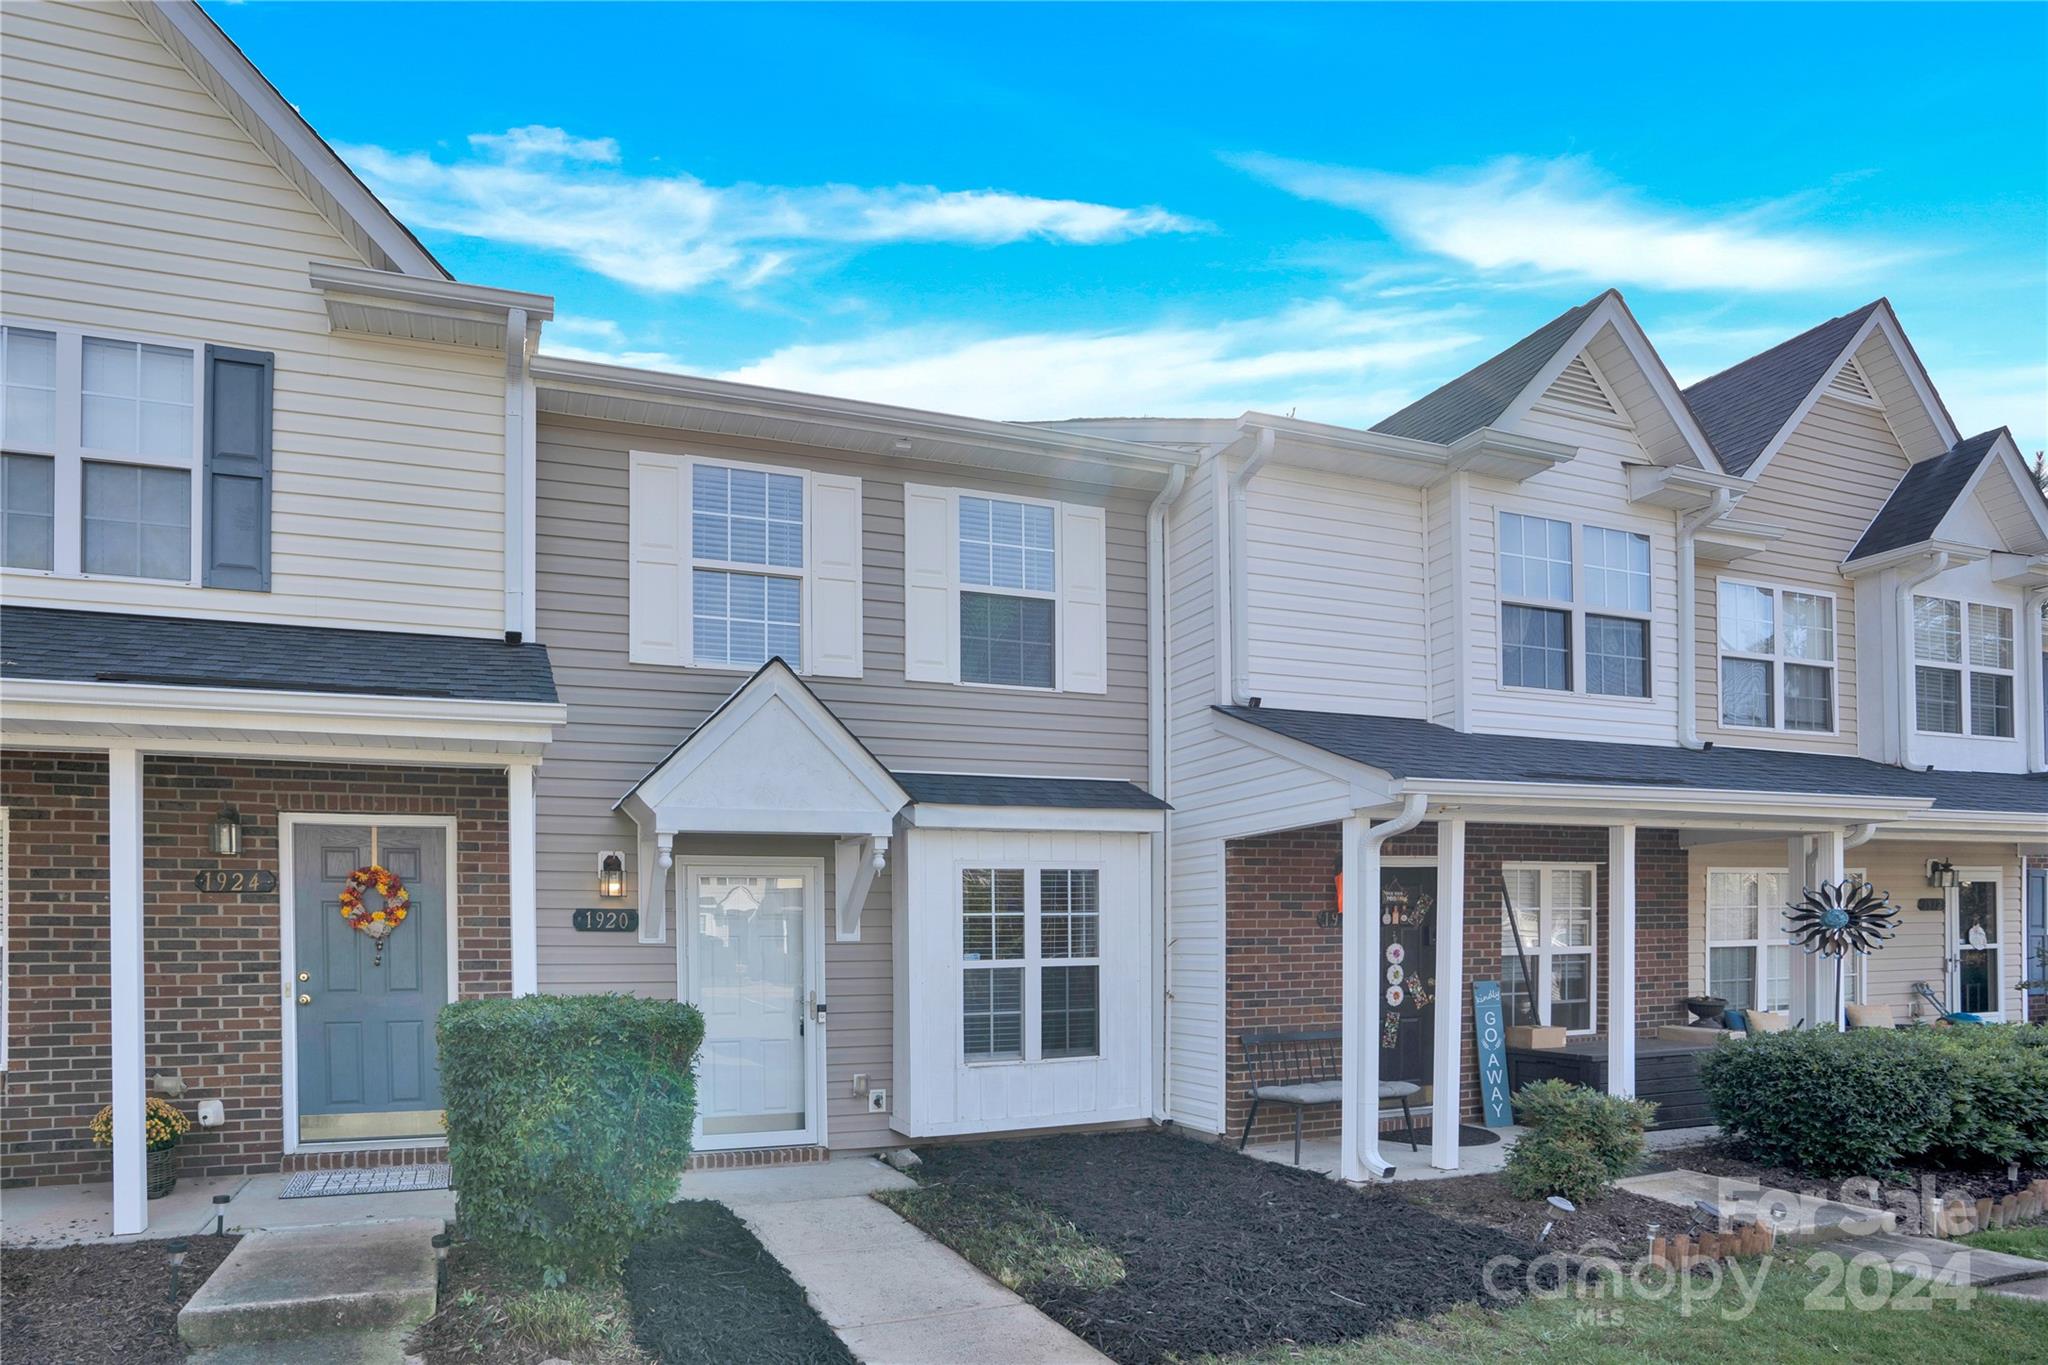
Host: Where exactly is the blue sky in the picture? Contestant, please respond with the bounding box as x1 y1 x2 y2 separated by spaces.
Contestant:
217 1 2047 450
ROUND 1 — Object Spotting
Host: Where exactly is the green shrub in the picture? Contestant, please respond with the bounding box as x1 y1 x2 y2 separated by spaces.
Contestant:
1503 1079 1656 1204
1697 1024 2048 1178
440 994 704 1286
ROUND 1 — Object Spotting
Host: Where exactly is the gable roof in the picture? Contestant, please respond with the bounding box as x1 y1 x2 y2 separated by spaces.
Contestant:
1846 430 2004 562
127 1 447 279
1681 302 1885 476
1370 293 1609 444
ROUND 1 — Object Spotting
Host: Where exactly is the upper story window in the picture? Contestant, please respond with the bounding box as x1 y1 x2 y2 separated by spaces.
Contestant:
1498 512 1650 699
691 463 806 670
1717 581 1836 733
959 495 1057 688
1 322 270 590
1914 596 2014 738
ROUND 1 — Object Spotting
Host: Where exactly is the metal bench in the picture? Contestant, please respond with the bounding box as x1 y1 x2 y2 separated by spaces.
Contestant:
1237 1026 1421 1165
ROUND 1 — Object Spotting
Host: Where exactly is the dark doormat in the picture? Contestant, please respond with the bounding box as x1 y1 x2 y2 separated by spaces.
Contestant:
1392 1124 1504 1148
279 1163 449 1198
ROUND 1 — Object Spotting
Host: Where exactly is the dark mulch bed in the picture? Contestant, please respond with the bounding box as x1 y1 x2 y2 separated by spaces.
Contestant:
1394 1171 1679 1257
623 1200 852 1365
912 1129 1548 1364
2 1234 240 1364
1655 1136 2048 1227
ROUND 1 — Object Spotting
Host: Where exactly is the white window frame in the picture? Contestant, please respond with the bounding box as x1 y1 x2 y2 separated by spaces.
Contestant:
1715 578 1840 736
958 861 1103 1066
686 455 811 674
1496 510 1655 703
1913 594 2016 739
954 489 1063 693
0 319 203 585
1705 867 1867 1013
1500 862 1600 1036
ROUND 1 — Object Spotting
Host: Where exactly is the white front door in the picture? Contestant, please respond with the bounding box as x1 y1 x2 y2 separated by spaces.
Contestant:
1951 872 2004 1019
683 863 821 1148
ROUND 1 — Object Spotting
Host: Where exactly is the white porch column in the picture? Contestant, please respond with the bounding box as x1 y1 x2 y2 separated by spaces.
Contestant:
1340 795 1426 1183
1607 824 1638 1099
1431 818 1467 1170
107 744 146 1236
1812 827 1847 1029
507 760 538 996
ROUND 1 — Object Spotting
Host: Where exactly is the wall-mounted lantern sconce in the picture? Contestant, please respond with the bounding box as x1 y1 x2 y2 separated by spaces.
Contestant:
211 806 243 857
598 851 626 899
1926 858 1960 891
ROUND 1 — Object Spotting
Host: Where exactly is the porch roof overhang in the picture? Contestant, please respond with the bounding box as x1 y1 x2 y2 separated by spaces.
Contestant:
1213 705 2048 831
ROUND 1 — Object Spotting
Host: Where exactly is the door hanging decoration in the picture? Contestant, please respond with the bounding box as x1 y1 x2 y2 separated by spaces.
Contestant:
339 840 411 967
1784 878 1898 1020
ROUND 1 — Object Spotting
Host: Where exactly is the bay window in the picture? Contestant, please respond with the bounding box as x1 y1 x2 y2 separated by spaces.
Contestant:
961 865 1101 1062
1498 512 1651 698
1915 595 2014 738
1500 864 1597 1034
1717 581 1836 732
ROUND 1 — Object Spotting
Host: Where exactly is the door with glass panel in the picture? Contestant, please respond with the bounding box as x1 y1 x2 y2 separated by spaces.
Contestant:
1951 874 2004 1019
685 866 817 1147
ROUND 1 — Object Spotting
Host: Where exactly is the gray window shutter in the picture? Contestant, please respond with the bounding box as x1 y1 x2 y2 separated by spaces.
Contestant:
203 344 273 590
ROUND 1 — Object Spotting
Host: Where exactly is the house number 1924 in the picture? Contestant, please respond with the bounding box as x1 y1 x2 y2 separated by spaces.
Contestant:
193 868 279 894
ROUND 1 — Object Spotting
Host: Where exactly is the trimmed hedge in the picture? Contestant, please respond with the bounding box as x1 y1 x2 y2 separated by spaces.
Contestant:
440 994 705 1285
1697 1024 2048 1178
1503 1079 1656 1205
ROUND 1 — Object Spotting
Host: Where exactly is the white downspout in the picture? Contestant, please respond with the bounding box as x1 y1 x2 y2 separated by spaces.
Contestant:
502 307 530 641
1844 822 1881 851
1228 428 1275 707
1342 792 1428 1182
1676 490 1733 749
2025 587 2048 773
1897 553 1953 770
1146 463 1186 1123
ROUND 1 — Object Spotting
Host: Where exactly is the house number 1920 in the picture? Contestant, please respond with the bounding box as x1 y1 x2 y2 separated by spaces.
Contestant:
193 868 279 894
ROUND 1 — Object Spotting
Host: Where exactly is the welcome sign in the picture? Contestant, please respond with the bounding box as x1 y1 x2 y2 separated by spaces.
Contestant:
1472 980 1513 1127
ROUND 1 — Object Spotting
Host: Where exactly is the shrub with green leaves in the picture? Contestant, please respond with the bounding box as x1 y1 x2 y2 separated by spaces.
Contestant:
1503 1079 1657 1204
1696 1023 2048 1178
440 994 704 1286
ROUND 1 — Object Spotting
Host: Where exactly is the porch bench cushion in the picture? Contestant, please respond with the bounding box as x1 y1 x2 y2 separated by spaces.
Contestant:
1250 1080 1342 1107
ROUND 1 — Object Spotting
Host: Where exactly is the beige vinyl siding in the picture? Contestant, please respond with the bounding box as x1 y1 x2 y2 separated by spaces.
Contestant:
1693 393 1910 754
0 0 508 636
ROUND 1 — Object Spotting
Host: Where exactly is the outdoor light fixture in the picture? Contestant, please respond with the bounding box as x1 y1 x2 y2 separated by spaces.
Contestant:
1926 858 1960 890
211 806 242 857
165 1237 190 1302
598 851 626 899
431 1232 452 1292
212 1193 231 1237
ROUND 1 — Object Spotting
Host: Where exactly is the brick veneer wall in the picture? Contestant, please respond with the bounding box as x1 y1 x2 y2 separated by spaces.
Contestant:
2 751 511 1187
1223 821 1689 1147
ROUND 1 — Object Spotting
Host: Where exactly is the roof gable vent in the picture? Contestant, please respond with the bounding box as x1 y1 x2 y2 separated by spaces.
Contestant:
1533 353 1630 427
1826 356 1880 406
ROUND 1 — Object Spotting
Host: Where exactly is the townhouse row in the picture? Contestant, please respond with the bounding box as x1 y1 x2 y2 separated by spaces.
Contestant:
1 0 2043 1228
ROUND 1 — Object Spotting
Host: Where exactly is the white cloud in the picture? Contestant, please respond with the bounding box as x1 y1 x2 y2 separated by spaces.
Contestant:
341 127 1202 293
1235 153 1909 293
712 301 1480 423
1936 361 2048 453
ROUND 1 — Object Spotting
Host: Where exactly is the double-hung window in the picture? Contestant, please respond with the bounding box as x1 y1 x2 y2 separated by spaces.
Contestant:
1707 867 1864 1011
1717 582 1836 732
1500 865 1597 1034
959 495 1057 688
690 462 805 670
0 324 220 583
1914 596 2015 738
961 866 1100 1062
1498 512 1651 698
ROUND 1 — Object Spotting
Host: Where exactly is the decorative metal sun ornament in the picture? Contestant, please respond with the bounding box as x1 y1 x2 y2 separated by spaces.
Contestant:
1786 879 1899 960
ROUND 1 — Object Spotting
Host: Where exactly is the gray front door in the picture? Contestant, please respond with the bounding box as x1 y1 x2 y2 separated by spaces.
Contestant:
293 824 448 1143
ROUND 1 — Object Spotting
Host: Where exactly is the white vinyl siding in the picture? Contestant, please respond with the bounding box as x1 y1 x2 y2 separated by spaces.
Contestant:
1718 580 1837 734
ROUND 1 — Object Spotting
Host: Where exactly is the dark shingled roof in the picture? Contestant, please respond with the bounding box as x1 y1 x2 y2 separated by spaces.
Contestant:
1681 302 1883 476
0 605 558 703
1217 705 2048 815
1370 293 1608 445
894 772 1170 811
1847 431 2004 562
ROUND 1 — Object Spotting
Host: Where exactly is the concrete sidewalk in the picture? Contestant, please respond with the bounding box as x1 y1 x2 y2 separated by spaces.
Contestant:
1 1171 456 1248
678 1158 1109 1365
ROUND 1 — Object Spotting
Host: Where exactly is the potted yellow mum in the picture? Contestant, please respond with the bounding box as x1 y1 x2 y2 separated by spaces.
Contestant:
89 1096 193 1198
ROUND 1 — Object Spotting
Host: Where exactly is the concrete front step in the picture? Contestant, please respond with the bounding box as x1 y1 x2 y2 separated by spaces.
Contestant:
188 1325 418 1364
1616 1169 1898 1243
178 1217 441 1349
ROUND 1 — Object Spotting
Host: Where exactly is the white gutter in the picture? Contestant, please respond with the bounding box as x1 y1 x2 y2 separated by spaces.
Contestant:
1228 428 1276 706
1676 489 1734 750
2027 587 2048 773
1844 822 1881 851
1146 463 1187 1123
1897 552 1953 770
1343 792 1428 1182
503 307 531 641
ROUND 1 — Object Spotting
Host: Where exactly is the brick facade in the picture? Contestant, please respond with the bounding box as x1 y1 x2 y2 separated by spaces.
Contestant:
2 751 511 1187
1223 821 1689 1147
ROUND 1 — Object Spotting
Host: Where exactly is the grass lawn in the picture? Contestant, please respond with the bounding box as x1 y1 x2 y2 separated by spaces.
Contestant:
1222 1249 2048 1365
1958 1223 2048 1262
